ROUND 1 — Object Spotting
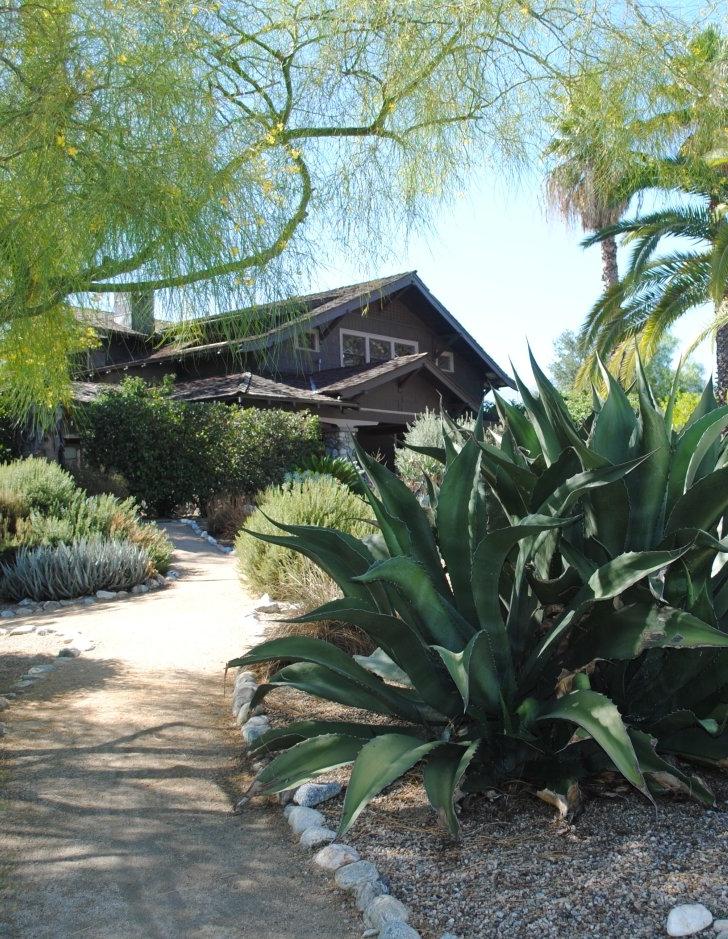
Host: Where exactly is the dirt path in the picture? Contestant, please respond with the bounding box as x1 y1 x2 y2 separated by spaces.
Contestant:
0 523 355 939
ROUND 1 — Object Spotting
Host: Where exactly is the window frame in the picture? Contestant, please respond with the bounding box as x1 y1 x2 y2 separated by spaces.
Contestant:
340 328 418 367
294 329 320 352
436 350 455 373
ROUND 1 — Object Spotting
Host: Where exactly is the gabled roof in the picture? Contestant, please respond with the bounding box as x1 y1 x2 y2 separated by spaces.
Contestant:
73 373 355 409
91 272 513 388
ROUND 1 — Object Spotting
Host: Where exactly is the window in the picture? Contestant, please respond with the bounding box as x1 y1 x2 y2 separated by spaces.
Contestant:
295 329 319 352
340 330 418 367
436 351 454 373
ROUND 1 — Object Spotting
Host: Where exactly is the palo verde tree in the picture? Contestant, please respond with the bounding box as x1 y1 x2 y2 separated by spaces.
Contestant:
1 0 690 418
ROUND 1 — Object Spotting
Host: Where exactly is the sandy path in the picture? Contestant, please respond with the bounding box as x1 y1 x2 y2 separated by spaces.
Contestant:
0 523 355 938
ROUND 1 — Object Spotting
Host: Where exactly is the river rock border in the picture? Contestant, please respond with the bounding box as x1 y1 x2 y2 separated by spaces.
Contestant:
230 666 459 939
180 518 234 554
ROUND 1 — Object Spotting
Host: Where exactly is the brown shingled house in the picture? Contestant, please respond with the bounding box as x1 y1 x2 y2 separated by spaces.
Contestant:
79 272 512 464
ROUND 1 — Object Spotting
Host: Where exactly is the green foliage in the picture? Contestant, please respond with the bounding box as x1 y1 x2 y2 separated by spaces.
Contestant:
295 454 366 495
230 355 728 836
236 477 376 603
0 539 150 601
551 330 705 399
79 378 322 515
394 409 476 490
0 458 77 517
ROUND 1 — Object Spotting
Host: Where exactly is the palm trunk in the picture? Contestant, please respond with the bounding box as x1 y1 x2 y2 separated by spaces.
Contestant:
717 314 728 402
601 236 619 290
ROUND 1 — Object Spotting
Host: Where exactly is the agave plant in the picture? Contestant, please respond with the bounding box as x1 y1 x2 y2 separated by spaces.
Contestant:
229 353 728 835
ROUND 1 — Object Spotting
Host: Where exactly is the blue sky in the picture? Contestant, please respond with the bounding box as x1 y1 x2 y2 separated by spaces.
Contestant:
306 171 714 390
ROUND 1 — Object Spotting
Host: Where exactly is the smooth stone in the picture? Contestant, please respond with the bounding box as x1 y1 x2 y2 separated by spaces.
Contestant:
27 665 54 675
1 610 16 618
116 591 129 598
43 601 61 611
363 896 410 931
355 880 389 911
287 806 325 834
667 904 714 937
59 599 77 607
241 719 270 745
334 860 379 890
14 678 35 688
10 624 35 636
96 590 116 600
58 648 81 658
439 934 462 939
18 598 35 607
235 704 251 725
234 670 256 689
299 827 337 849
313 843 360 871
294 781 342 807
714 920 728 934
233 683 257 707
379 924 421 939
131 584 149 595
0 696 10 710
283 804 296 819
82 597 96 605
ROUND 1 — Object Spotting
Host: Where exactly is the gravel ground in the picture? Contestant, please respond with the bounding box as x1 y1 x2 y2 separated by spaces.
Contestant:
261 687 728 939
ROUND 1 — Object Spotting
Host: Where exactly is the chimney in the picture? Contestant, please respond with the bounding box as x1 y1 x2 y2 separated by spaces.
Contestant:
130 290 155 334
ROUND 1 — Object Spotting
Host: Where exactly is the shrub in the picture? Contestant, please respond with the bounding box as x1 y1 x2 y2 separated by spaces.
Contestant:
0 458 76 516
205 492 254 541
236 476 376 603
295 453 366 495
69 465 130 499
79 377 323 515
394 408 476 490
0 539 150 600
229 359 728 837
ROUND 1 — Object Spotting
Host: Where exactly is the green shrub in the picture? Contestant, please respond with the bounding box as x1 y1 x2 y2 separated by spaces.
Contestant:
0 458 76 516
236 476 376 603
229 358 728 837
79 377 323 515
295 453 366 495
394 408 476 490
0 539 150 600
69 465 129 499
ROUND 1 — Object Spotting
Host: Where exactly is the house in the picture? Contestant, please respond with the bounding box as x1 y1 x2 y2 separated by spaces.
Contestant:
79 272 512 463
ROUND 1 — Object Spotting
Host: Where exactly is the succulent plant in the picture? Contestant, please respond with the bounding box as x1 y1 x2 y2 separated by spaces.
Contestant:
229 353 728 835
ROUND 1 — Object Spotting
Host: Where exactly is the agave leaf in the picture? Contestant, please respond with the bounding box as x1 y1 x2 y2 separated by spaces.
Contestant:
683 377 719 431
290 599 457 717
665 467 728 535
512 367 562 464
256 733 365 794
626 392 670 549
658 726 728 769
355 556 474 649
437 437 482 622
535 454 648 518
423 741 480 837
244 522 379 606
230 637 426 720
493 388 540 456
570 602 728 664
249 720 403 755
537 689 649 798
354 648 412 686
338 734 443 834
535 777 583 821
253 662 429 721
354 440 450 595
529 448 581 513
434 631 500 712
472 515 577 690
629 729 715 805
667 408 728 515
588 363 638 466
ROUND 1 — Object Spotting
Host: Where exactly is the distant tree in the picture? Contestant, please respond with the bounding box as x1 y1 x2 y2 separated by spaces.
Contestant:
550 329 705 399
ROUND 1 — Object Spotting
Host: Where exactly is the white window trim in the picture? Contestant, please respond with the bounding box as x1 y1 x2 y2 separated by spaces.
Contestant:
436 350 454 373
294 329 320 352
340 328 418 366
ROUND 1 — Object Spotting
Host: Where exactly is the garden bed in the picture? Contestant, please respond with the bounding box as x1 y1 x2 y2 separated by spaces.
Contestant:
260 686 728 939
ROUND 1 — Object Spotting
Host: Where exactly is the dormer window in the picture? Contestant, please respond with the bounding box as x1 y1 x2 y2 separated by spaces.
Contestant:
341 329 418 367
436 351 454 373
295 329 319 352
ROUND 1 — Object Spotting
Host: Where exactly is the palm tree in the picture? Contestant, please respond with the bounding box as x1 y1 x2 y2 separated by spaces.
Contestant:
577 182 728 394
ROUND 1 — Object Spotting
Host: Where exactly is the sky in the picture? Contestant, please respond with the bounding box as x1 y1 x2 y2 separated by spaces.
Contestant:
304 171 714 391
